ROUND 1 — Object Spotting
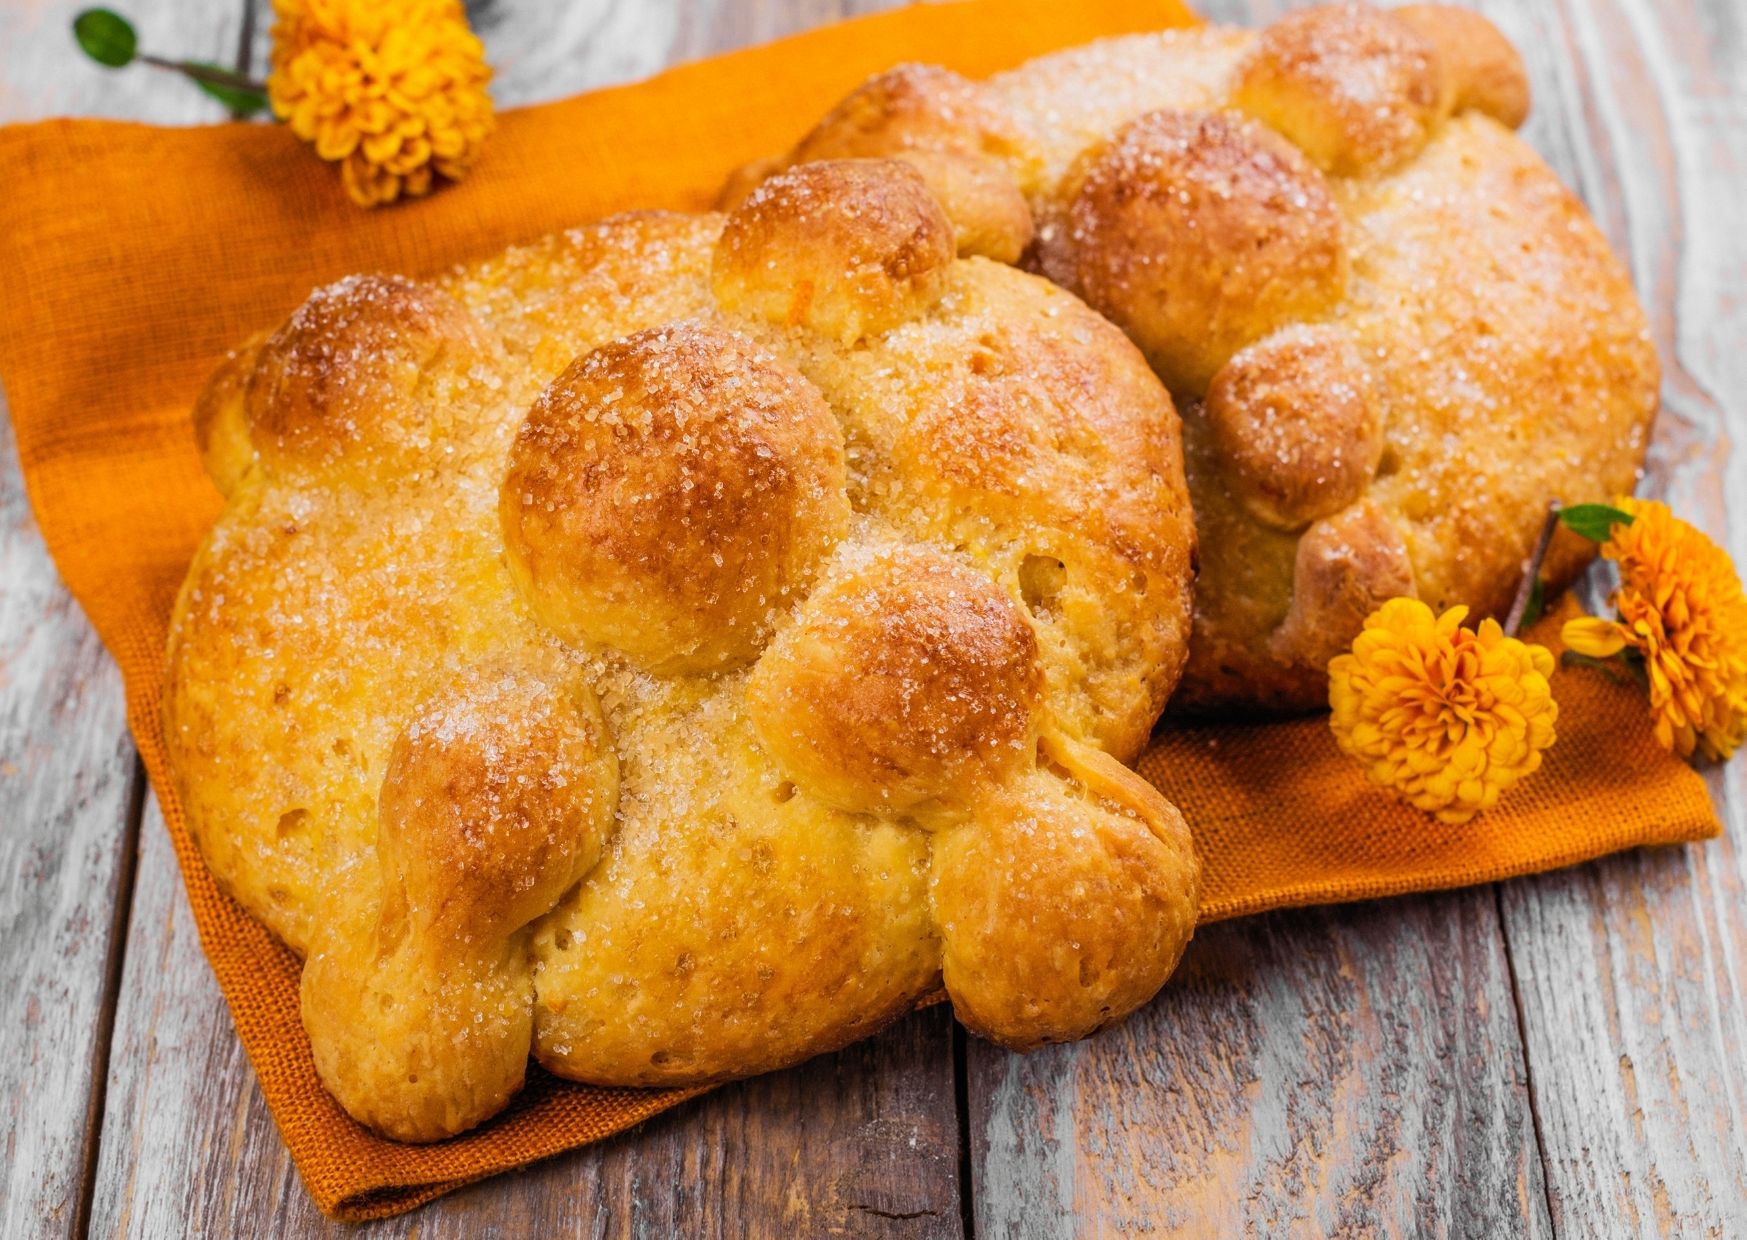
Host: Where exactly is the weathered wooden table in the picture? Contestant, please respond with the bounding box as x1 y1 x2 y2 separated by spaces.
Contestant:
2 0 1742 1235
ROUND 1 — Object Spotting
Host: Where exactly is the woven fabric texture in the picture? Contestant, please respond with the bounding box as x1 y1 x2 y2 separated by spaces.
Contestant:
0 0 1718 1219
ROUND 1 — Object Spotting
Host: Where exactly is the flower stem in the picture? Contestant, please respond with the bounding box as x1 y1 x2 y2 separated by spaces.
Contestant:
1505 501 1561 636
138 53 266 95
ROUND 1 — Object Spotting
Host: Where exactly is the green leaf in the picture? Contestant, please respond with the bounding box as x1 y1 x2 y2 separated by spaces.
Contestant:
73 9 137 68
1520 576 1546 630
186 63 268 115
1558 502 1636 543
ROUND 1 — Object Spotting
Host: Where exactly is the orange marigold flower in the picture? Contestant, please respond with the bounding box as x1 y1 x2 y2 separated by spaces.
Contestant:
1330 598 1557 824
1561 497 1747 760
267 0 494 207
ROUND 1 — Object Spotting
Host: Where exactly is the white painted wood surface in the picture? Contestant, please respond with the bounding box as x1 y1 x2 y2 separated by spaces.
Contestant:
1 0 1741 1235
83 793 288 1239
0 404 140 1239
1490 0 1747 1230
0 7 250 1238
968 889 1552 1237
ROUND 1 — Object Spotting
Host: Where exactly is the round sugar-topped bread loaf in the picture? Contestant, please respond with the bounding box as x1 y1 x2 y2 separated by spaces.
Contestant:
164 159 1200 1141
728 2 1660 712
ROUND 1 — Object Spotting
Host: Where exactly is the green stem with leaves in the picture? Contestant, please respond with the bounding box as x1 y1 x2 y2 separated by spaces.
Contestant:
136 54 265 95
1504 500 1637 637
73 8 269 117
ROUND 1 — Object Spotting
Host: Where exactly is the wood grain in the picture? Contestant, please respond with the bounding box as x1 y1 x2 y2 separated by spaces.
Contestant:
240 0 912 111
90 3 967 1237
1489 0 1747 1231
7 0 1744 1233
963 4 1543 1236
0 5 248 1238
90 795 964 1239
0 418 141 1240
968 892 1551 1237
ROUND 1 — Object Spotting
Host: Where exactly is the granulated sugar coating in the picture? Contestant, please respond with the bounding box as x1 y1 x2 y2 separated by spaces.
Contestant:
163 158 1201 1141
730 2 1660 711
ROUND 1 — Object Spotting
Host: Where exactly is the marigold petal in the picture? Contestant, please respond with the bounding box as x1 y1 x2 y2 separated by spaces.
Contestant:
1330 595 1557 824
269 0 492 208
1561 617 1631 659
1573 498 1747 760
313 118 358 160
429 126 466 160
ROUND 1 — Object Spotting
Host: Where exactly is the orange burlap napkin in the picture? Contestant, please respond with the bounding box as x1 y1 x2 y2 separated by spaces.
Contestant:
0 0 1720 1221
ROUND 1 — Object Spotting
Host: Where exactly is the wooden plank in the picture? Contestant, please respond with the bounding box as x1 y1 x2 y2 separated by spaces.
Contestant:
0 418 142 1240
91 2 966 1235
1501 842 1747 1235
83 793 256 1240
968 892 1550 1236
91 792 964 1239
1491 0 1747 1231
470 0 911 104
419 1004 964 1238
0 5 250 1238
74 0 1747 1234
964 1 1554 1233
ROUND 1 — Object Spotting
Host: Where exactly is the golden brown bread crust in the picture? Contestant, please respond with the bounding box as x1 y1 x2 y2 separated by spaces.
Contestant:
747 547 1044 816
743 63 1036 264
163 159 1200 1140
302 661 618 1139
502 322 851 673
1230 3 1446 177
713 158 957 341
1204 324 1384 530
1054 109 1349 394
934 733 1199 1046
1394 3 1530 127
733 2 1659 712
